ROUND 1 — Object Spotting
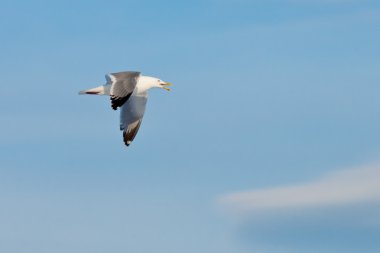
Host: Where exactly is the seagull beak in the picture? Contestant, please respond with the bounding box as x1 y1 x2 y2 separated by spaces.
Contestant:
162 82 172 91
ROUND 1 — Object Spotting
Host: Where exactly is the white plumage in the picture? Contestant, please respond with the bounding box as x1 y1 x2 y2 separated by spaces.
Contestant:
79 71 171 146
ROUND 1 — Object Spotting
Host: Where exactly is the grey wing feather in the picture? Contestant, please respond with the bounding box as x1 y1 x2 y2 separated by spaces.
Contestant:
120 95 148 146
107 71 141 110
105 74 112 84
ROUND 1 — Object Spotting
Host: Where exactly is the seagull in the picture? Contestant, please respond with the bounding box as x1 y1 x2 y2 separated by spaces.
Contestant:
79 71 171 146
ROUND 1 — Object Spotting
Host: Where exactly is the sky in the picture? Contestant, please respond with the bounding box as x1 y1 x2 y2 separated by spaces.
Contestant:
0 0 380 252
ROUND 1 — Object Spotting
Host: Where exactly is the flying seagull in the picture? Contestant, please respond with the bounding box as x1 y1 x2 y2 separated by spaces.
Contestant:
79 71 171 146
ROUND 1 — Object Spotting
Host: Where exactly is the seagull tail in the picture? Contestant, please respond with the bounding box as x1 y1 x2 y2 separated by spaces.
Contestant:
78 85 111 95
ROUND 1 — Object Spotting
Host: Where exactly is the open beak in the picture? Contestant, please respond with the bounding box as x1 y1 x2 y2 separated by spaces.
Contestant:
162 82 172 91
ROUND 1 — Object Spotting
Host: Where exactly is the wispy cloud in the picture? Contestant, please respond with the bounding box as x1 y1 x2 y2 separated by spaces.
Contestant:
287 0 372 4
220 163 380 216
219 163 380 252
209 0 376 4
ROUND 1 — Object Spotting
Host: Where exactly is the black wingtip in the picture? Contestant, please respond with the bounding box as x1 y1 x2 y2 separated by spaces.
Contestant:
123 131 132 147
111 94 132 110
122 120 142 147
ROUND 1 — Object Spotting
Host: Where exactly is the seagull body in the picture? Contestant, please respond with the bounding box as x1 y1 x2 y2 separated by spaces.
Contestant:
79 71 171 146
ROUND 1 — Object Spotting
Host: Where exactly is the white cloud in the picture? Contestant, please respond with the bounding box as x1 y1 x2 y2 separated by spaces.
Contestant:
220 163 380 217
219 163 380 252
287 0 369 3
209 0 375 4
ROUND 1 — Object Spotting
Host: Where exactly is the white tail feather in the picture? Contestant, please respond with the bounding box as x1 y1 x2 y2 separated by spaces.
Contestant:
78 85 111 95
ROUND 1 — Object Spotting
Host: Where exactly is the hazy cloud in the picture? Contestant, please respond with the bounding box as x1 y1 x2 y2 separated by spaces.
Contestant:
287 0 372 3
219 163 380 252
209 0 375 4
220 163 380 216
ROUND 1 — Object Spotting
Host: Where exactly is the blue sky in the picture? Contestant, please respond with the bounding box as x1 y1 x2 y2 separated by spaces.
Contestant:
1 0 380 252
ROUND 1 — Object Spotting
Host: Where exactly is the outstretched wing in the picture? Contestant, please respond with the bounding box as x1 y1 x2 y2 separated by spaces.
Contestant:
107 71 141 110
119 94 148 146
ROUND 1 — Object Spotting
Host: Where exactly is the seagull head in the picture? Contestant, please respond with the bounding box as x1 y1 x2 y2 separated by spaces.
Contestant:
136 75 172 92
157 79 172 91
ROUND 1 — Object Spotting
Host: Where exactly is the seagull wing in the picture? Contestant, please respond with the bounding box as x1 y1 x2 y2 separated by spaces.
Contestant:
120 94 148 146
107 71 141 110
